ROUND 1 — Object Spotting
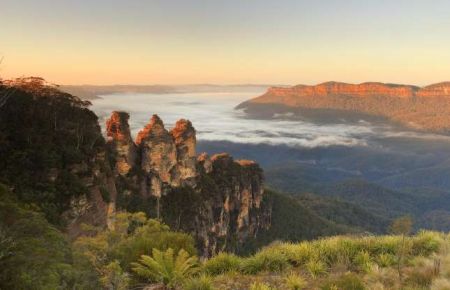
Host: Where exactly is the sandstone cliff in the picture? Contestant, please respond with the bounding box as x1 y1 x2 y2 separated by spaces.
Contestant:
106 112 269 256
237 81 450 133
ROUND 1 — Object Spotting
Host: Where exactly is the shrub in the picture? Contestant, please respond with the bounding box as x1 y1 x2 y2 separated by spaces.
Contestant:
306 259 327 278
284 272 307 290
376 253 395 268
278 242 313 266
241 248 290 274
321 273 366 290
184 274 215 290
353 250 373 273
203 252 241 275
412 231 442 256
131 248 199 288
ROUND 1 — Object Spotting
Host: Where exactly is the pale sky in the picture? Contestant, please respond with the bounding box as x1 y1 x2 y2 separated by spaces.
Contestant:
1 0 450 85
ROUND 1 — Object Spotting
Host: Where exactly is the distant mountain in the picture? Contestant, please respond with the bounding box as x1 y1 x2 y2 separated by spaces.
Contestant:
237 81 450 133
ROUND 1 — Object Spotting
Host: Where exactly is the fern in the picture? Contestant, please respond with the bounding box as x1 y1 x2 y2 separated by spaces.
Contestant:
131 248 199 288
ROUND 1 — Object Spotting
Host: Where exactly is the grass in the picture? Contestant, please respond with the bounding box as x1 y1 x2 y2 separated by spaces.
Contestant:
284 272 307 289
199 231 448 290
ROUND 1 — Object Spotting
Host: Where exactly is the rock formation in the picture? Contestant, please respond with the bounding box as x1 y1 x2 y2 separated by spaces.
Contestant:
170 119 197 184
0 79 270 257
237 81 450 133
106 112 270 256
106 111 136 175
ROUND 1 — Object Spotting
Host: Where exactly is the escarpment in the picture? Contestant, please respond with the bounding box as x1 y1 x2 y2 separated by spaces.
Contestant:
0 78 117 237
106 112 270 256
237 81 450 133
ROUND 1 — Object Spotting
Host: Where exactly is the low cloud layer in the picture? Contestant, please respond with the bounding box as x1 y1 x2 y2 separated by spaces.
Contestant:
91 91 450 148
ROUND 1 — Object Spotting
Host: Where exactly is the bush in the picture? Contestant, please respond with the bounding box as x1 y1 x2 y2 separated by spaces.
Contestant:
241 248 290 274
376 253 395 267
353 250 373 273
203 252 241 275
275 242 312 266
284 272 307 290
321 273 366 290
306 259 327 278
184 274 215 290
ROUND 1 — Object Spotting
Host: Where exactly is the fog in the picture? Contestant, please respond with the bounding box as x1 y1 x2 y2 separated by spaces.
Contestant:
90 91 450 148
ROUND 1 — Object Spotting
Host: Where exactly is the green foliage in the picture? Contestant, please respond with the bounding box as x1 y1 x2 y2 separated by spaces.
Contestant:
306 259 327 278
73 212 196 287
0 80 106 225
241 247 290 274
203 252 242 275
184 274 215 290
0 184 76 290
353 250 373 273
321 273 366 290
244 190 347 252
284 272 307 290
376 253 396 268
131 248 199 288
99 260 130 290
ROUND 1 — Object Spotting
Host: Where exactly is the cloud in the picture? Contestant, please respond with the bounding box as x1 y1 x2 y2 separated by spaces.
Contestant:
91 91 450 149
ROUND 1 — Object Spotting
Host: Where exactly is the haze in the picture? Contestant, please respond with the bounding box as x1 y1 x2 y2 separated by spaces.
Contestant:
2 0 450 85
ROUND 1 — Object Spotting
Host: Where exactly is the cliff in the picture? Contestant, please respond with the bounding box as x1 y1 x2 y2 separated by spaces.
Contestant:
0 77 117 236
106 112 270 256
0 78 269 257
237 81 450 133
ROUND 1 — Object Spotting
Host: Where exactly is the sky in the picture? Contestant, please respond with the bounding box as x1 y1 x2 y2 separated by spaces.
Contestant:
1 0 450 85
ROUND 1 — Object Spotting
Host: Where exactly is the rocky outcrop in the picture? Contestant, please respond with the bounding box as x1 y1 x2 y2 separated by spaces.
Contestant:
417 82 450 97
237 81 450 133
170 119 197 184
106 112 269 256
106 111 136 175
201 154 267 254
136 115 177 197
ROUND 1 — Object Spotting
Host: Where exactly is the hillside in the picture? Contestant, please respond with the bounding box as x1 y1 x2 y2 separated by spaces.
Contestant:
237 81 450 133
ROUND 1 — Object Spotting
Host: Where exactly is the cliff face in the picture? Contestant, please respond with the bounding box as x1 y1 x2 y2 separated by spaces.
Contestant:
0 78 117 237
417 82 450 97
106 112 269 256
265 82 419 100
238 81 450 133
